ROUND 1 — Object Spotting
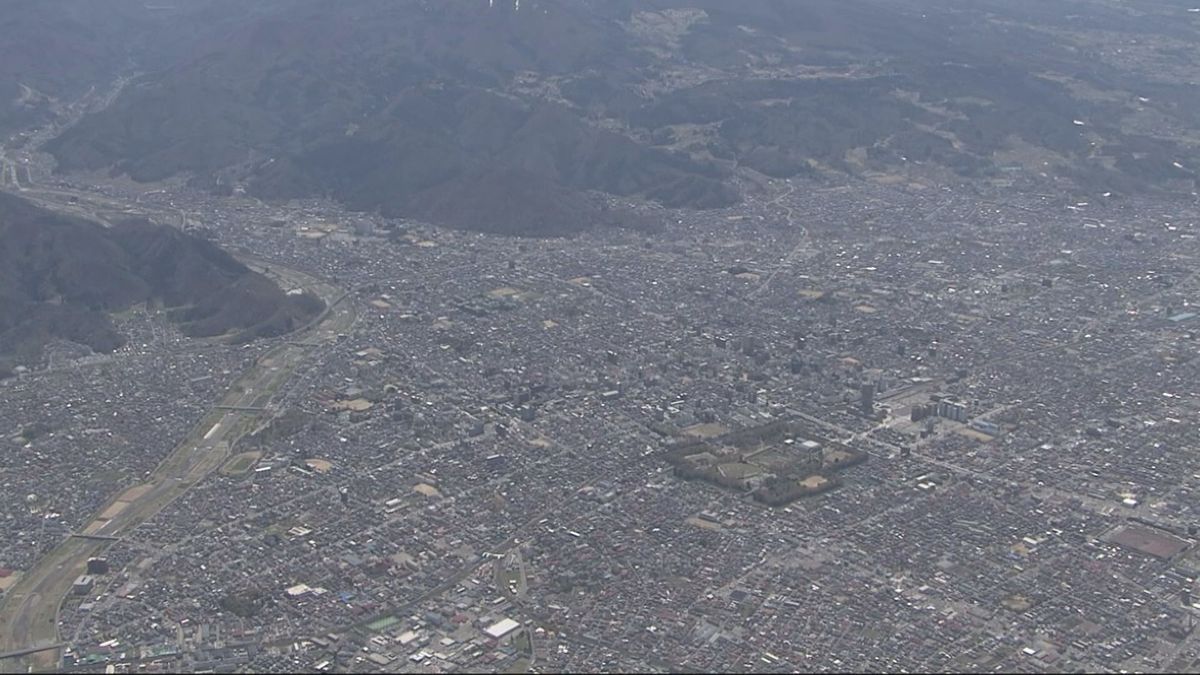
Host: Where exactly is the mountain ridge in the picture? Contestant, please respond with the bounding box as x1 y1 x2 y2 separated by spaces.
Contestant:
33 0 1200 234
0 192 324 375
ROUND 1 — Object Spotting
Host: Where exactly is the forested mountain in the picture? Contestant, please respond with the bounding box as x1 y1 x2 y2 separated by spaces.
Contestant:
14 0 1200 234
0 193 323 374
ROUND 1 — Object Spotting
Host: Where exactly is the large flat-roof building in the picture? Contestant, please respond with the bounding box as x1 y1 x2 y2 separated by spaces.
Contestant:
484 618 521 640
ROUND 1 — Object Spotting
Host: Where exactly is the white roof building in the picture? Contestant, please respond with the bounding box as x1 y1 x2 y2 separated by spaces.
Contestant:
484 618 521 639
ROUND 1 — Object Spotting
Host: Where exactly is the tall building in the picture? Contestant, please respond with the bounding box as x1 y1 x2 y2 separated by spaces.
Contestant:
860 382 876 416
937 399 968 422
911 403 934 422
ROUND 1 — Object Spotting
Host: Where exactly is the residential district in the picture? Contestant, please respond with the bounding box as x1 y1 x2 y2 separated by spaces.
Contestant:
5 139 1200 674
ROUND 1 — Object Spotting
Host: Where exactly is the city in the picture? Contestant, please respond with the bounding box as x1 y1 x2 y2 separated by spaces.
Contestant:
4 154 1200 672
3 1 1200 673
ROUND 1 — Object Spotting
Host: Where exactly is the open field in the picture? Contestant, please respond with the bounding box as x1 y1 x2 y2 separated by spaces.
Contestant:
681 422 730 439
220 451 262 476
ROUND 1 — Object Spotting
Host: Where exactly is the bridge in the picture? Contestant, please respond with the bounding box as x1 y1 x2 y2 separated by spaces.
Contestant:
68 533 120 542
0 643 65 662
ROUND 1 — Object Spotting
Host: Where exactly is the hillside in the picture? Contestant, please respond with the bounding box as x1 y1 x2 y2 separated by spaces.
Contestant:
37 0 1200 233
0 0 301 137
0 193 323 374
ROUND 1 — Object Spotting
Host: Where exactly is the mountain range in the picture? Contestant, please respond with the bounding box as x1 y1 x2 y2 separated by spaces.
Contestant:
11 0 1200 235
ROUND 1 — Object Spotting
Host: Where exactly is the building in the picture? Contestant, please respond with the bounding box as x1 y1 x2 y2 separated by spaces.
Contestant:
859 382 876 417
937 399 968 422
970 419 1001 436
910 403 935 422
484 618 521 641
73 575 95 596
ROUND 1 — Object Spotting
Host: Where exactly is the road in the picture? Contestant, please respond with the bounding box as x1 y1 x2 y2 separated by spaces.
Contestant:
750 182 810 298
0 190 356 673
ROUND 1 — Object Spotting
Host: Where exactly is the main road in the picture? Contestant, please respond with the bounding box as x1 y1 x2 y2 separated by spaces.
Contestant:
0 186 356 673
